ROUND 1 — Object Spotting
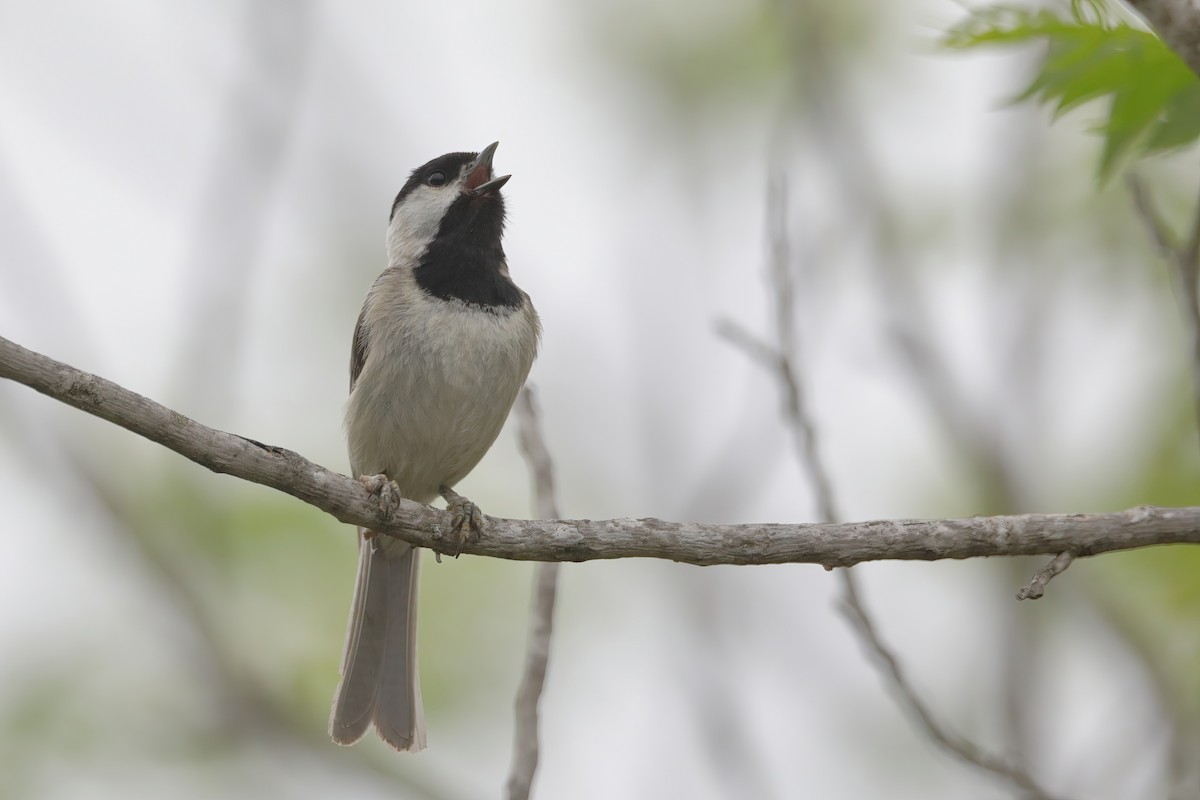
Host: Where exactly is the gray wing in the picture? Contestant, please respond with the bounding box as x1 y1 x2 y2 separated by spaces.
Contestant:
350 304 368 393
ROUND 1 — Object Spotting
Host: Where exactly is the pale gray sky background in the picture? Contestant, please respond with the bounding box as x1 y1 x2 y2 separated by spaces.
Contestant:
0 1 1190 798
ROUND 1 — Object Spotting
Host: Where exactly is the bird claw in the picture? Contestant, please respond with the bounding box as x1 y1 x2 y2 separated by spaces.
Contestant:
439 485 484 557
359 473 402 517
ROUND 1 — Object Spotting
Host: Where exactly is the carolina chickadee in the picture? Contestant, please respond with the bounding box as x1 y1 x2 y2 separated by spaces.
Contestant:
329 142 540 752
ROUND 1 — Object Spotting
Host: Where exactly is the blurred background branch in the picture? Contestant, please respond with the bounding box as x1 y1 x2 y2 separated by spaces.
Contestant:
1126 174 1200 448
724 170 1064 799
507 387 564 800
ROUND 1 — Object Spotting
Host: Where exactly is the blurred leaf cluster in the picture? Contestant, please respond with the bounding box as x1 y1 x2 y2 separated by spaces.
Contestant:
944 1 1200 179
587 0 884 126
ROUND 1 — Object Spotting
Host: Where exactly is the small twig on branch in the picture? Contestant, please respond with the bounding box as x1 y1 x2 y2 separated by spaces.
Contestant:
3 333 1200 564
1016 551 1076 601
506 387 562 800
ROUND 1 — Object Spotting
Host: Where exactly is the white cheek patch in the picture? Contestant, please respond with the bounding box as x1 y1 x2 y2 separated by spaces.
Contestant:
386 183 461 266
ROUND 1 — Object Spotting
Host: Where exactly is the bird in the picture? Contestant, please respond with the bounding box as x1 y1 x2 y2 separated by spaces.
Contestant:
329 142 540 752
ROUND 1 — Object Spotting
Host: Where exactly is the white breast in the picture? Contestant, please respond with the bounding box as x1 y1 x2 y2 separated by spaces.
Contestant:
345 268 539 504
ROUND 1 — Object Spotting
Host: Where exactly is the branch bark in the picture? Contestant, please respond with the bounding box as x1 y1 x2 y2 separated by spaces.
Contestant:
3 333 1200 565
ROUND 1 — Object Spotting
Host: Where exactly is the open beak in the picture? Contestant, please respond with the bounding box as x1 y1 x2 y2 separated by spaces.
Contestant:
464 141 511 195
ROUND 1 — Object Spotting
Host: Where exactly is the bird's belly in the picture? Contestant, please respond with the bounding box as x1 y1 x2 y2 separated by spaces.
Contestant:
345 306 533 504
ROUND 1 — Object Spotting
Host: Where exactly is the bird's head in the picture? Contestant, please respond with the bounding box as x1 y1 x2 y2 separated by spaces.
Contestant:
386 141 510 268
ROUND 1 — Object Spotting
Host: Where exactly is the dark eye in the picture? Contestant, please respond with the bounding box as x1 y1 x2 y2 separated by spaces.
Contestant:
427 171 447 187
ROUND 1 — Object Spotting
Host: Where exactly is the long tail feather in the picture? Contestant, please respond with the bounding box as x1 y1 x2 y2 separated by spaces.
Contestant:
329 532 425 751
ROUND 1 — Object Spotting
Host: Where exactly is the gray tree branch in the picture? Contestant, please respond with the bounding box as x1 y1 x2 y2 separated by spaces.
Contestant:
3 332 1200 565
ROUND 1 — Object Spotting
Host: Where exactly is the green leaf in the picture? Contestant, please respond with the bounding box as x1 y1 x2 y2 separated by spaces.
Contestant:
1145 82 1200 152
944 4 1200 180
943 8 1080 49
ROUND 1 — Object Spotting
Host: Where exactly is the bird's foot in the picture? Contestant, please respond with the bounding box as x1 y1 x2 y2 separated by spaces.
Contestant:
359 473 402 519
438 484 484 559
